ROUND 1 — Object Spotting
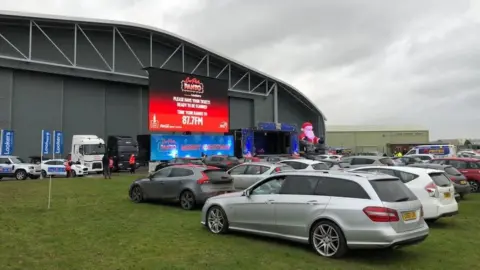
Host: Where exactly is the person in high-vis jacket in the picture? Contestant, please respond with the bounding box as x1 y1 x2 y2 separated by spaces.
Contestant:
129 154 136 174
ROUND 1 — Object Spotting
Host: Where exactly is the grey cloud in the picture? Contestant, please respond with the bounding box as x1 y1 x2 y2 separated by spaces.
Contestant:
1 0 480 139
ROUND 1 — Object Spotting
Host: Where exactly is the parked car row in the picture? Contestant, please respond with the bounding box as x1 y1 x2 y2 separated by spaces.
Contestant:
130 164 433 258
0 155 89 180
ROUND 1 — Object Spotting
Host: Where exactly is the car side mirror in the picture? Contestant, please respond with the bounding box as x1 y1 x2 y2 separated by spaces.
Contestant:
243 189 251 197
4 161 11 165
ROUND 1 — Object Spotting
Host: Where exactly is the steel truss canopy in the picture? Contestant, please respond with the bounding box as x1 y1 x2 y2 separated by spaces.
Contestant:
0 10 326 120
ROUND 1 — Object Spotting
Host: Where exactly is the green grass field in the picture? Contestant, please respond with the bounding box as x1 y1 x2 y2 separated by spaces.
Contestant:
0 175 479 270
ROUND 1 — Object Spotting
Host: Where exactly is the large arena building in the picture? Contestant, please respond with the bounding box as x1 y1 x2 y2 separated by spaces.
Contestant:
0 11 326 159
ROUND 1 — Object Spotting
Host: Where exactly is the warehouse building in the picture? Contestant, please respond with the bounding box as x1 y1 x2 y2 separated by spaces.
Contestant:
326 125 429 155
0 11 326 159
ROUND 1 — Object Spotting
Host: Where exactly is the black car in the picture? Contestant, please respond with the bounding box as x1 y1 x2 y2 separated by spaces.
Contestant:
409 163 470 199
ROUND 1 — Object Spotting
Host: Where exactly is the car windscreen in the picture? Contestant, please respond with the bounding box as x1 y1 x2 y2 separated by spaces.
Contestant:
379 158 394 166
10 157 25 164
82 144 106 155
429 173 452 187
369 179 417 202
321 161 334 168
444 166 462 176
118 145 138 153
311 163 329 170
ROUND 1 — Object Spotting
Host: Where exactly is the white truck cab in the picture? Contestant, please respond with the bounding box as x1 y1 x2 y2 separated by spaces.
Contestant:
71 135 106 174
0 155 42 180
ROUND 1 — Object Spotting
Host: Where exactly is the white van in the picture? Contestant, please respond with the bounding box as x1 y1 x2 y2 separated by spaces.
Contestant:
405 145 456 158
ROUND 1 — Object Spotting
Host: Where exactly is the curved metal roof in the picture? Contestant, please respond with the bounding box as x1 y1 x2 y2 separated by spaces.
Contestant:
0 9 326 120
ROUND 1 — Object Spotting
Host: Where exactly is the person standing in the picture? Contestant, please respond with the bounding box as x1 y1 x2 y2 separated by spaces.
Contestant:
64 159 71 178
102 154 110 179
108 156 114 179
129 154 136 174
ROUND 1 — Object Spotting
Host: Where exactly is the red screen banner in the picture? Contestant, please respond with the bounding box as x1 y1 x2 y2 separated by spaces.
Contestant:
148 68 229 133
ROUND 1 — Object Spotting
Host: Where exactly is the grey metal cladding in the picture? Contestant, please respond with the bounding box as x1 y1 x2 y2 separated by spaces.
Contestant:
11 71 63 158
229 97 254 129
0 11 327 158
0 10 325 120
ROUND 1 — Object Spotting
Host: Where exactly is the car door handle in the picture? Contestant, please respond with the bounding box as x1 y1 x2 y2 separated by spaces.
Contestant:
265 199 275 204
306 200 320 205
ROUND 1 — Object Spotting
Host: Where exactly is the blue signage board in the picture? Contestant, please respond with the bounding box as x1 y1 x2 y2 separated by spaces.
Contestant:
42 130 51 155
150 134 234 161
53 131 64 155
1 130 14 155
257 122 297 132
47 167 66 173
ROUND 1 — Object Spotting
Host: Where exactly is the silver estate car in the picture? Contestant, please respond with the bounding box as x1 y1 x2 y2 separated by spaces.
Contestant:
201 170 429 258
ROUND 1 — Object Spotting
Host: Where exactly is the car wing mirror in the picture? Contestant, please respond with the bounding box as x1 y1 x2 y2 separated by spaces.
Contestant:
243 189 251 197
4 161 11 164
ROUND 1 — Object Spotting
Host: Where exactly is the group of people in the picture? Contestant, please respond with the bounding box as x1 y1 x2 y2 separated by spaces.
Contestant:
101 153 136 179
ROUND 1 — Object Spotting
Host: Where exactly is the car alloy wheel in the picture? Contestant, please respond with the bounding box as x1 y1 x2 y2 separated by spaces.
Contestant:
207 206 228 234
180 191 195 210
311 221 347 258
41 170 47 178
468 181 479 193
15 170 27 180
129 186 143 203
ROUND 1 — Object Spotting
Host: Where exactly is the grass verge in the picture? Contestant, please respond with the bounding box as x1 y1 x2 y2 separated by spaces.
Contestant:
0 175 479 270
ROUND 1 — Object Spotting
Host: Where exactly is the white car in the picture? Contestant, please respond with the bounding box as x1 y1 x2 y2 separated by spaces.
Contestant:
41 159 67 178
70 161 88 177
42 159 88 178
0 155 42 180
278 159 329 170
349 166 458 222
404 154 435 163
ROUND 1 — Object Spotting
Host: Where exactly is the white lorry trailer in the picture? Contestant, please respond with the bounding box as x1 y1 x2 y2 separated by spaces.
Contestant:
71 135 106 174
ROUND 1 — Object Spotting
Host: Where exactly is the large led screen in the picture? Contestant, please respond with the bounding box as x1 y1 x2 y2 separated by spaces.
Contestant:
150 134 234 161
148 68 229 132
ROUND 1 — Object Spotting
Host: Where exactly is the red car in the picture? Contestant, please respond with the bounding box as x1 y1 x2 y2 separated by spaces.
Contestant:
430 157 480 192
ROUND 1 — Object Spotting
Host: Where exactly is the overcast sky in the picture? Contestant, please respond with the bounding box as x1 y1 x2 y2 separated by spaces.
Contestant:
2 0 480 139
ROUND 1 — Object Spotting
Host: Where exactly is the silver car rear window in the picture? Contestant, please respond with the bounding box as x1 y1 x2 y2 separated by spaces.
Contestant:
312 163 329 170
369 179 417 202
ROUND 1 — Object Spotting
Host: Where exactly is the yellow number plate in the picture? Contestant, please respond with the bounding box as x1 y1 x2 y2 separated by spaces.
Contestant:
444 192 451 198
460 181 467 184
402 211 417 221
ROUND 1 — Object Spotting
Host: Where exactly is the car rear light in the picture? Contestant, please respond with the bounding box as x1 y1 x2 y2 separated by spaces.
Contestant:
425 182 438 197
275 167 282 172
363 206 399 222
225 161 232 165
197 172 210 185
